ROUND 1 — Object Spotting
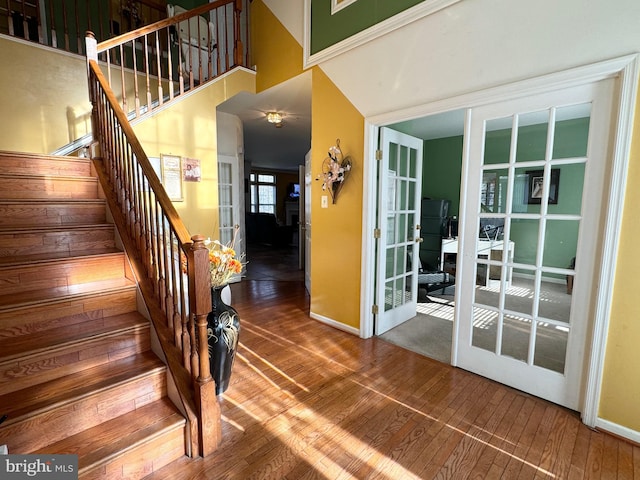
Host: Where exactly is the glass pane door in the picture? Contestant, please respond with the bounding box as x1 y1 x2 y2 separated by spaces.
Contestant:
375 128 423 335
455 78 615 410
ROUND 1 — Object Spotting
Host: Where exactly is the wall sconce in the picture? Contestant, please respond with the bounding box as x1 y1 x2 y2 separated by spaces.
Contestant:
266 112 283 127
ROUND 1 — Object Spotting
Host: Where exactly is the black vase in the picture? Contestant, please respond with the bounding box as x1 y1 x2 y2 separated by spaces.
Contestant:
207 286 240 395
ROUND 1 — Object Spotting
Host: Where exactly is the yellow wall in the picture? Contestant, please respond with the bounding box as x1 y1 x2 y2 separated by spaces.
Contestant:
599 86 640 431
250 0 303 92
310 68 364 328
251 1 365 328
0 37 91 153
132 69 255 241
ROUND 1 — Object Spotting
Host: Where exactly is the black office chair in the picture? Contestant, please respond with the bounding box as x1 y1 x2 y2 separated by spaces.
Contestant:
410 251 455 302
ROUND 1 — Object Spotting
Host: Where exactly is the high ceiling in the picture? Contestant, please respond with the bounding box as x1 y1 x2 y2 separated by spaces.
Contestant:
217 72 312 172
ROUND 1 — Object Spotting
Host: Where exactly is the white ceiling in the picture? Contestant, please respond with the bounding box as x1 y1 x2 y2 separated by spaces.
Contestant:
217 71 312 171
216 71 468 171
217 73 590 172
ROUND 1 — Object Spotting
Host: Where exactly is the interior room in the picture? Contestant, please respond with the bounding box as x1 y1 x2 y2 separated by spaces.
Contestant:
379 108 582 371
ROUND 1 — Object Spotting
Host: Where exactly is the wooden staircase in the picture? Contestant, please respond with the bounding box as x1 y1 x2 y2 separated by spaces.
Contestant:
0 151 187 478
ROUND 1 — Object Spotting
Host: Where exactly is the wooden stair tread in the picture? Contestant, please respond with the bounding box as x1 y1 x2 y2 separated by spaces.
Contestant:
0 223 113 234
0 172 96 182
0 351 164 423
0 312 148 360
0 247 122 267
0 277 136 310
0 198 105 205
0 151 88 164
39 398 185 472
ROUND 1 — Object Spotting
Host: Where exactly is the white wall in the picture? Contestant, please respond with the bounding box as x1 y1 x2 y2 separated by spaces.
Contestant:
272 0 640 118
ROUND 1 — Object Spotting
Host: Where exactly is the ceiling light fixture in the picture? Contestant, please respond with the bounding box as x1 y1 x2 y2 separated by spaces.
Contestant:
266 112 283 125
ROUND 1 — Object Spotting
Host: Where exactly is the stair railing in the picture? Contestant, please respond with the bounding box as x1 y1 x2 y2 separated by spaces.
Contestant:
84 10 245 456
89 0 248 122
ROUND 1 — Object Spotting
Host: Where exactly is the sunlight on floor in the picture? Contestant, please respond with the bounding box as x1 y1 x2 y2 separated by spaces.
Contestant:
416 300 454 321
223 328 557 479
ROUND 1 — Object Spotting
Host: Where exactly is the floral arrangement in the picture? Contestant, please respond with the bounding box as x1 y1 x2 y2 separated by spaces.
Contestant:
207 239 244 288
180 226 245 288
316 139 352 204
207 225 245 288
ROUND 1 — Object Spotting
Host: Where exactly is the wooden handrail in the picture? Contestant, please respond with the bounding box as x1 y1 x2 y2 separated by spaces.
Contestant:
91 0 247 122
84 2 250 455
87 52 221 456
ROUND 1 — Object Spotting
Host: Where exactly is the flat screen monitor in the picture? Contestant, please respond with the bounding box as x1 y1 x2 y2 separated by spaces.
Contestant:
288 183 300 198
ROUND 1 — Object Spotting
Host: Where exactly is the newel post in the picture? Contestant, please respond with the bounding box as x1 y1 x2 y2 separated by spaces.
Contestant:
189 235 222 455
85 31 99 157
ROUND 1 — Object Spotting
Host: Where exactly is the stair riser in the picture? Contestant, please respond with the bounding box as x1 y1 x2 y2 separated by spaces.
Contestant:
0 369 166 452
0 254 126 296
0 326 151 396
0 227 116 259
0 202 106 227
0 154 91 176
82 426 186 480
0 176 98 199
0 288 138 339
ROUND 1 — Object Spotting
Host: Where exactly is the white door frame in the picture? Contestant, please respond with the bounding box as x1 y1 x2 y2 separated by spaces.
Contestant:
360 54 639 426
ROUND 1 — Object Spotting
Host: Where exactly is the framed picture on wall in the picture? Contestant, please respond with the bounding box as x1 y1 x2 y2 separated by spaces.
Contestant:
526 168 560 205
161 154 183 201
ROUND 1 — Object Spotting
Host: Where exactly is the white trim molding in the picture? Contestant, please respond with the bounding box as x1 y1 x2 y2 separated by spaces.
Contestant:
331 0 358 15
310 311 361 336
304 0 461 69
596 418 640 446
359 54 640 439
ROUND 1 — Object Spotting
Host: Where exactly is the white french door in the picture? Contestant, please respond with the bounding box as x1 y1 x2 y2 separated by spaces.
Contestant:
217 155 240 244
455 78 616 410
374 128 423 335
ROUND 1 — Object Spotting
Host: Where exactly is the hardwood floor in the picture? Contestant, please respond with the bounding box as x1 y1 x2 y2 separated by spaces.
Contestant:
145 245 640 479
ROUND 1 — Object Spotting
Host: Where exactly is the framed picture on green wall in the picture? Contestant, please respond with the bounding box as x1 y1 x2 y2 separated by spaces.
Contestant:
526 168 560 205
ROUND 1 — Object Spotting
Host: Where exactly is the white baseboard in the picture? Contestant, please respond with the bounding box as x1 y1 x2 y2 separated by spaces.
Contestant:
595 417 640 445
309 311 360 336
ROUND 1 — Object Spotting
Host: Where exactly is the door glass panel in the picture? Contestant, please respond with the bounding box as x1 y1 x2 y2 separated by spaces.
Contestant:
514 167 539 214
543 220 579 269
406 214 414 242
553 104 591 159
501 314 531 363
504 267 535 315
534 321 568 373
399 179 408 210
516 110 549 163
399 146 409 176
389 143 398 172
538 278 572 324
386 216 396 244
510 218 540 266
384 280 394 311
484 117 513 165
481 169 507 213
550 163 585 215
385 247 395 278
472 306 498 352
397 214 407 243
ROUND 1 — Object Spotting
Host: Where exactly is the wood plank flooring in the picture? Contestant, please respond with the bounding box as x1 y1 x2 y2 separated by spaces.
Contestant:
144 246 640 479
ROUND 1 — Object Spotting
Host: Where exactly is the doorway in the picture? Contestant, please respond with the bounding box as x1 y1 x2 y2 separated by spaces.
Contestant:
361 55 638 420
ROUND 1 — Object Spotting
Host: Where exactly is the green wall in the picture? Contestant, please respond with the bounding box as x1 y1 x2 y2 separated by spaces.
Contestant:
422 135 463 216
310 0 422 54
422 117 590 276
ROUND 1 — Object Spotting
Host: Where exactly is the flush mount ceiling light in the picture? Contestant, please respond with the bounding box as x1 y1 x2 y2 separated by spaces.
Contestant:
266 112 283 126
